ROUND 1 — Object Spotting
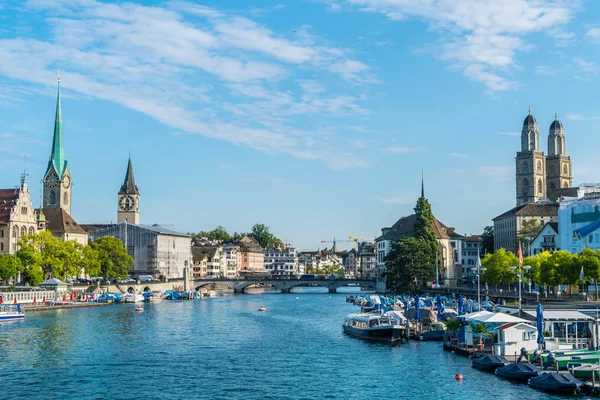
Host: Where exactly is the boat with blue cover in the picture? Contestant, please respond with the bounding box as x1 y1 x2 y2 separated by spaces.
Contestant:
0 304 25 322
528 372 582 394
471 355 510 372
495 363 540 381
342 313 406 343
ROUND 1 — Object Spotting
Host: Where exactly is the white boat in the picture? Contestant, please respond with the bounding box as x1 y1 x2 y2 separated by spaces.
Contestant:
148 292 162 302
208 290 217 298
122 293 145 303
0 304 25 322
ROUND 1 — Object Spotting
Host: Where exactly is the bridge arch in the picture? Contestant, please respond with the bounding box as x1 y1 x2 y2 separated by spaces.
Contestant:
194 282 235 292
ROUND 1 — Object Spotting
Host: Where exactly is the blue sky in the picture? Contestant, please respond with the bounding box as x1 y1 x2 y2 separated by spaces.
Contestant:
1 0 600 250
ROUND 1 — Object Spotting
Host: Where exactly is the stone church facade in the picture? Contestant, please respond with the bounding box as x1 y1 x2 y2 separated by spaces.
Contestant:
515 109 572 206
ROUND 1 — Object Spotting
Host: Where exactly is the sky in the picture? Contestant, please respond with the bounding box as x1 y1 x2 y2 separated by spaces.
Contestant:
1 0 600 251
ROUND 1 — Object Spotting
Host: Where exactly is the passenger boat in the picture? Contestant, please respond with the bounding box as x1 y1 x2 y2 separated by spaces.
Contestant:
528 372 582 394
471 355 510 372
0 304 25 322
495 363 540 381
342 313 406 343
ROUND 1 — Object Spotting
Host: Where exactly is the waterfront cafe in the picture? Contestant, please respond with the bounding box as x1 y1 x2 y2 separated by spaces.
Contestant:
523 310 594 350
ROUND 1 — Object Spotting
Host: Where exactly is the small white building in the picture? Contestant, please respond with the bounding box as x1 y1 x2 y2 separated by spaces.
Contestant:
497 322 539 357
530 221 560 254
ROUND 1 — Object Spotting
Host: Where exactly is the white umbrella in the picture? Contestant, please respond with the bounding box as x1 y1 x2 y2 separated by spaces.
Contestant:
459 310 494 321
477 312 529 324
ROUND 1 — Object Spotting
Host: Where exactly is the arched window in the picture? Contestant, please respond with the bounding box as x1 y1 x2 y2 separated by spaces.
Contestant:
537 160 542 172
549 164 555 177
521 179 530 197
21 226 26 236
563 164 568 176
64 192 69 205
522 162 529 173
537 179 543 194
550 182 556 190
564 181 569 188
12 226 18 238
556 136 563 154
49 190 56 205
28 227 34 235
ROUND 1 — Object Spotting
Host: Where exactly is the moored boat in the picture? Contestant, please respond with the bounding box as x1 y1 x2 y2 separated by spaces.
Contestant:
122 293 145 303
552 353 600 370
495 363 540 381
471 355 510 372
571 363 600 380
528 372 582 394
0 304 25 322
148 292 162 302
342 313 406 343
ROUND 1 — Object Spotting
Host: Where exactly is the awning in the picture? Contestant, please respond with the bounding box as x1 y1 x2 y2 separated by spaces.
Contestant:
523 310 593 321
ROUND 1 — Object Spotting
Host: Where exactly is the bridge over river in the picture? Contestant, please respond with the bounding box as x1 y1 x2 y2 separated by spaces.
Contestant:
193 278 377 294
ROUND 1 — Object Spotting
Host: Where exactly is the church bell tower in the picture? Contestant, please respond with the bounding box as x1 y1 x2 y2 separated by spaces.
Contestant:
117 156 140 224
43 73 72 215
515 108 546 206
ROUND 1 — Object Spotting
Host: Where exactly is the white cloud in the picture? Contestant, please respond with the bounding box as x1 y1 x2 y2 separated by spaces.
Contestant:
565 113 600 121
327 0 578 92
380 146 426 154
534 65 555 75
0 0 379 170
574 58 600 74
586 27 600 40
448 152 468 159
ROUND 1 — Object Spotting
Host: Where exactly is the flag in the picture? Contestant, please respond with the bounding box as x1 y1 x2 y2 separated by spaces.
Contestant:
517 242 523 266
580 266 585 281
476 248 482 270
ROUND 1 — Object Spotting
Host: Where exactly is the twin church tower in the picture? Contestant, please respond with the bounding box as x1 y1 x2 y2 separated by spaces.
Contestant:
515 108 572 206
41 76 140 224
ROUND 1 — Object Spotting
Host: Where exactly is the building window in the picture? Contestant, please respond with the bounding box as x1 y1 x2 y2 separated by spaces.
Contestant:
49 190 56 205
29 227 34 235
21 206 27 215
64 192 69 205
537 179 542 194
549 164 555 177
12 226 18 238
522 162 529 173
21 226 26 236
563 164 568 176
537 161 542 172
522 179 529 197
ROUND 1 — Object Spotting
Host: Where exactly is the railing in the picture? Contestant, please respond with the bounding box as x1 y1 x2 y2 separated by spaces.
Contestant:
0 290 57 304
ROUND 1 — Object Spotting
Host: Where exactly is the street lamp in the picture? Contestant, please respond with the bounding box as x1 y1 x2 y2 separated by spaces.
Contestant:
509 265 524 314
523 265 531 294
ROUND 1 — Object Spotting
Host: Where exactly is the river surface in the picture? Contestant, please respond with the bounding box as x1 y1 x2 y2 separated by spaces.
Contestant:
1 289 569 399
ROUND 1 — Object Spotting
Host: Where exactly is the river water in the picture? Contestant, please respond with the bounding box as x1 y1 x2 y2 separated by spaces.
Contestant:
1 289 568 399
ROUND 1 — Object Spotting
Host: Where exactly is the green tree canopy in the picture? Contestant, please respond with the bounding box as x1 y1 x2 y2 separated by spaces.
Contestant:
385 236 435 294
0 254 22 282
481 225 494 255
481 249 518 288
312 264 345 276
91 236 134 279
523 251 551 285
17 231 69 278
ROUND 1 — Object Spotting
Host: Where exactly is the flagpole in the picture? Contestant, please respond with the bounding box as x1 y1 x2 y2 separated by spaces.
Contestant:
477 248 481 311
518 241 523 316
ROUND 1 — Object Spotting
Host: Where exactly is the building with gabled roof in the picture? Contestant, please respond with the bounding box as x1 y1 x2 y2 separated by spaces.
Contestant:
239 235 264 271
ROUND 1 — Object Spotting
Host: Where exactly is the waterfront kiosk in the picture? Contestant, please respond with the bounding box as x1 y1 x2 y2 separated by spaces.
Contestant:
523 310 594 350
39 278 69 302
496 322 538 357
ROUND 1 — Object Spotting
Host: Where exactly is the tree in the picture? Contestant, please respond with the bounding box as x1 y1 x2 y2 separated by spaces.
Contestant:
413 193 440 260
17 231 66 278
385 237 435 294
539 251 571 290
249 224 283 249
554 251 578 294
481 249 518 290
523 251 551 286
517 219 542 257
0 254 22 283
192 226 232 242
577 248 600 299
81 245 101 278
91 237 134 279
481 225 495 255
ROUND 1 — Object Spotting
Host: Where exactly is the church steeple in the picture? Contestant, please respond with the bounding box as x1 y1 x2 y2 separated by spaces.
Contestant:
46 73 67 179
420 169 425 198
119 156 139 195
117 155 140 224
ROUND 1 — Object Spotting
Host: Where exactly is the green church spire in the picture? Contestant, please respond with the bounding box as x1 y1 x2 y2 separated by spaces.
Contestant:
46 72 67 178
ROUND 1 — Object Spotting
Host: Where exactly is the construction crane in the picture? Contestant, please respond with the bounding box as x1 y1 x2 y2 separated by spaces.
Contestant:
320 237 352 253
348 236 375 278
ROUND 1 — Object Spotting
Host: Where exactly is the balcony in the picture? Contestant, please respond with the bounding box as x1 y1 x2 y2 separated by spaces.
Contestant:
541 241 555 248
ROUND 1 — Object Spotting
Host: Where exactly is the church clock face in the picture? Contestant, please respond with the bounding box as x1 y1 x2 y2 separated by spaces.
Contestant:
62 175 71 189
120 195 135 211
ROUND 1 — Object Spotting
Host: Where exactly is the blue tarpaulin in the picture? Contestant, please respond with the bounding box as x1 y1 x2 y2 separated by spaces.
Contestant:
436 294 444 321
573 217 600 239
536 303 545 346
457 295 464 316
414 295 421 322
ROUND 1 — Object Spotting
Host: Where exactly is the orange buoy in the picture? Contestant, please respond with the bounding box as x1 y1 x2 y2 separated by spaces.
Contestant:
135 306 144 312
258 306 267 312
455 374 463 381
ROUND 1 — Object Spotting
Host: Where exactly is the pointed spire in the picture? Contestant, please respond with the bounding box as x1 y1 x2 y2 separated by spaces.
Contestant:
119 156 139 194
555 112 558 120
46 72 67 178
421 169 425 198
528 107 531 115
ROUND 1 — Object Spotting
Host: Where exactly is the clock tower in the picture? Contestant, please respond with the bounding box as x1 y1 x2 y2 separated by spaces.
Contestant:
43 74 72 215
117 157 140 224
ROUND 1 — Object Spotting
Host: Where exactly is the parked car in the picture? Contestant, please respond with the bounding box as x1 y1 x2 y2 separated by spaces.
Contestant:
138 275 155 282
